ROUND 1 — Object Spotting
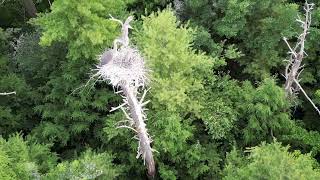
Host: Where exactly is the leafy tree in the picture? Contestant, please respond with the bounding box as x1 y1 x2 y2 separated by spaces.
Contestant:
22 0 131 155
223 141 320 180
134 9 223 179
34 0 131 60
44 150 119 179
179 0 300 78
127 0 173 17
0 134 119 179
0 28 36 136
200 76 293 146
0 134 57 179
239 79 292 145
281 123 320 157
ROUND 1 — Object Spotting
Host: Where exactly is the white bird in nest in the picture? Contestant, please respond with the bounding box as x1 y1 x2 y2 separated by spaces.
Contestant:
99 49 115 66
99 15 134 67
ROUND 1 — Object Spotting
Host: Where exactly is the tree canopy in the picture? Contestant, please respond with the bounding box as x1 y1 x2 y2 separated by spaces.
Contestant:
1 0 320 179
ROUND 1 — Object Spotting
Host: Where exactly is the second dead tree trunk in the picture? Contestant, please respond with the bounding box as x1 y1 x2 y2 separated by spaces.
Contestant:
283 2 320 115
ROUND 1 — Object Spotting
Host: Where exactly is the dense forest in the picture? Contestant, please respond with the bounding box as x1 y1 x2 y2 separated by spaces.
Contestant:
1 0 320 179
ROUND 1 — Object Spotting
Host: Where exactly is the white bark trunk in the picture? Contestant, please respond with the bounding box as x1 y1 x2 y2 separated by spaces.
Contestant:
284 2 313 96
96 16 156 176
121 84 155 176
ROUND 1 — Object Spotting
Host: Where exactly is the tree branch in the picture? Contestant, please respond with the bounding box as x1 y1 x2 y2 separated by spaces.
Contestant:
294 79 320 116
0 91 16 96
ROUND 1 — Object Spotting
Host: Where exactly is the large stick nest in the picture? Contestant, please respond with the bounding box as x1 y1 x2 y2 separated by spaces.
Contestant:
95 46 149 88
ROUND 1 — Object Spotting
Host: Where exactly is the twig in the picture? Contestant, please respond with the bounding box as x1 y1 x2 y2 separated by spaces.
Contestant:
116 125 138 133
110 102 127 112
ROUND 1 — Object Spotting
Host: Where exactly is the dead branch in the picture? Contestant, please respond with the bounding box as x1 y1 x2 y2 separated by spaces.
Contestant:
283 2 320 115
294 79 320 115
109 14 123 26
0 91 16 96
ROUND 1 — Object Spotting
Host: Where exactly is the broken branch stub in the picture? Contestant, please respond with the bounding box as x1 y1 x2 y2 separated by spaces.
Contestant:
91 16 155 176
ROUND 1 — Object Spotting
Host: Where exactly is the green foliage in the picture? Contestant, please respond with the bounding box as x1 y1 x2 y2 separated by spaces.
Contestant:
135 9 222 179
282 123 320 157
0 0 25 28
34 0 130 60
182 0 299 78
239 79 292 144
14 0 122 153
224 141 320 180
136 9 214 113
127 0 172 17
0 135 118 179
224 44 244 60
199 77 292 145
0 28 37 136
0 134 57 179
214 0 251 38
197 76 238 140
45 150 119 179
2 0 320 179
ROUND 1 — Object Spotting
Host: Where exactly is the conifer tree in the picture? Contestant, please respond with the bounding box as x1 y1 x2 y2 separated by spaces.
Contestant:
224 141 320 179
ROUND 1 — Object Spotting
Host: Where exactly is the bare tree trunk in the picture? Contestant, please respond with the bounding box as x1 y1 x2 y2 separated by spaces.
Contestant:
23 0 37 18
121 84 155 177
284 2 313 96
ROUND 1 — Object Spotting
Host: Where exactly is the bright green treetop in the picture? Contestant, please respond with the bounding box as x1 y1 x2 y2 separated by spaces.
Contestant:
224 141 320 180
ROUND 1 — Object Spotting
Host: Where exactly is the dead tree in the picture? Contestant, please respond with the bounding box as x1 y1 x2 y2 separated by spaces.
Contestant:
90 16 156 177
283 2 320 115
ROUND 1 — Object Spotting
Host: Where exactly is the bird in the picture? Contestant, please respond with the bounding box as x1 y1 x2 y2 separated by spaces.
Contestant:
100 49 114 66
100 16 134 67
